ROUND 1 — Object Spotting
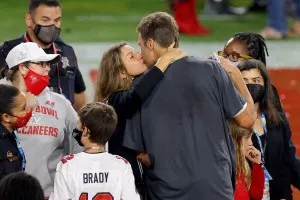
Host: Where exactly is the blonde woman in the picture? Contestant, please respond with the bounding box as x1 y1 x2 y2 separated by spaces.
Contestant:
94 42 186 195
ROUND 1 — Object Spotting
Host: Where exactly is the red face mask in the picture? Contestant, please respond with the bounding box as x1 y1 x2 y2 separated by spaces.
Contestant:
11 109 33 128
24 69 50 95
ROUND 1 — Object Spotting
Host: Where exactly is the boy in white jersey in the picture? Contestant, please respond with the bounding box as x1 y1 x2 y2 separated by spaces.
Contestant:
50 102 140 200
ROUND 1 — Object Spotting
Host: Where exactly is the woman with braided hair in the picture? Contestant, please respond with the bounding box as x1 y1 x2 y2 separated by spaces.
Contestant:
219 32 269 66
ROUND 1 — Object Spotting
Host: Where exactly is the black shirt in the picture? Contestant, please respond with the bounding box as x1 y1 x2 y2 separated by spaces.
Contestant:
108 66 164 188
259 134 266 151
252 117 293 200
0 35 86 104
0 123 22 180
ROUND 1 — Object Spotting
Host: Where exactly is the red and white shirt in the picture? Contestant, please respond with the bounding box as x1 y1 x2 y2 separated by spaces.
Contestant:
49 152 141 200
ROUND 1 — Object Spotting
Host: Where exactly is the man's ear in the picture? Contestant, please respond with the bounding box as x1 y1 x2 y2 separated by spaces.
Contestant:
25 13 33 28
147 38 155 50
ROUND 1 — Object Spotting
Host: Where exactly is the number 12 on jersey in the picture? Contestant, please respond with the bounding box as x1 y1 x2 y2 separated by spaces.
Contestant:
79 192 113 200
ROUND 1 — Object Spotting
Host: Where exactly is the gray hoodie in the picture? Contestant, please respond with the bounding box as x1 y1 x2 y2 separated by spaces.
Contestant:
16 87 82 197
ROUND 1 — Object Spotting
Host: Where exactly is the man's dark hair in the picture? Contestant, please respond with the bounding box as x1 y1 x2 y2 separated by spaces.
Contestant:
137 12 179 48
0 84 20 120
233 32 269 65
0 172 44 200
238 59 282 126
29 0 61 14
78 102 118 145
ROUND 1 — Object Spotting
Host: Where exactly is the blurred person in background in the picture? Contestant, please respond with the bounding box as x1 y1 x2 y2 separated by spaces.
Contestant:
94 42 186 197
0 42 82 199
260 0 300 39
238 59 294 200
0 0 87 111
219 32 300 190
229 120 264 200
0 172 44 200
0 84 32 180
166 0 211 35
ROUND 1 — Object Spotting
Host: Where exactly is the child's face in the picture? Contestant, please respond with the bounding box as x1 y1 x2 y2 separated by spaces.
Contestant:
242 135 253 155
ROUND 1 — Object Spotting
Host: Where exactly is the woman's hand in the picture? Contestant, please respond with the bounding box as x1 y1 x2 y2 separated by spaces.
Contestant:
155 43 188 72
245 145 262 165
25 92 37 109
219 56 239 76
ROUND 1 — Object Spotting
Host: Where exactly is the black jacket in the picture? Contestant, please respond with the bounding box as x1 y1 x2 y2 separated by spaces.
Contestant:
252 116 293 200
107 67 163 187
0 123 23 180
272 84 300 190
0 35 86 104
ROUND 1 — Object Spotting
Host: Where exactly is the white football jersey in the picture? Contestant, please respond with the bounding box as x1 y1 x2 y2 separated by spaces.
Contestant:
49 152 141 200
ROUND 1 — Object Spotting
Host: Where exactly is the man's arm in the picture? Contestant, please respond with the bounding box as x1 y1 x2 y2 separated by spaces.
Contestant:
73 91 88 111
219 57 256 128
72 48 87 111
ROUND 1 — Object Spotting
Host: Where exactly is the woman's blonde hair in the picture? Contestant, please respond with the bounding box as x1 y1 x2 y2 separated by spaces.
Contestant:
229 120 253 190
94 42 132 102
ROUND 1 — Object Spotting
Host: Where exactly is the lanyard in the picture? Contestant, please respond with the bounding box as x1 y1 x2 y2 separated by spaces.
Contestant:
254 113 272 181
24 33 57 54
13 133 26 172
255 113 267 155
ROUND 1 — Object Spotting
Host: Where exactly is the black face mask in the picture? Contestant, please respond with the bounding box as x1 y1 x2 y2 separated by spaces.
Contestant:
72 128 83 146
33 24 61 45
246 84 265 103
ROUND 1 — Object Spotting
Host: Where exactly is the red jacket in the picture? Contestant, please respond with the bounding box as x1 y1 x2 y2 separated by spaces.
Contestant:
234 163 264 200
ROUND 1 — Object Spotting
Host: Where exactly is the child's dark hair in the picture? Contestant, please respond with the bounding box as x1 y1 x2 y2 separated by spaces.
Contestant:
233 32 269 65
78 102 118 145
0 172 44 200
0 84 20 120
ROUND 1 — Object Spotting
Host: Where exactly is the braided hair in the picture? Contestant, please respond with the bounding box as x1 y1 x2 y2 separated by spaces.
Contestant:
233 32 269 65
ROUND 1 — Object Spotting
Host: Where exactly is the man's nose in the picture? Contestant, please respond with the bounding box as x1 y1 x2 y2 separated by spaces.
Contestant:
137 52 142 59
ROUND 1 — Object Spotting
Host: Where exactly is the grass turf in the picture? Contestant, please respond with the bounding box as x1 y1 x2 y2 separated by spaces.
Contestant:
0 0 298 43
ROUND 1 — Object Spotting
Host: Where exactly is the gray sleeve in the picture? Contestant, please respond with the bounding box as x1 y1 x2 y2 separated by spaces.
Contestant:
213 62 246 119
123 109 145 152
63 100 83 154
